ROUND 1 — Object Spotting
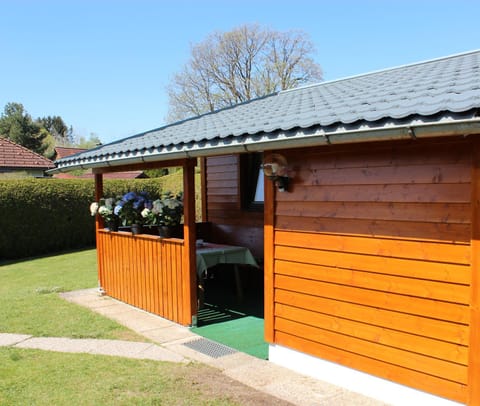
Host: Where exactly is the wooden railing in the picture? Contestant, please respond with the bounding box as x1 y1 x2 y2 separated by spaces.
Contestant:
97 230 190 325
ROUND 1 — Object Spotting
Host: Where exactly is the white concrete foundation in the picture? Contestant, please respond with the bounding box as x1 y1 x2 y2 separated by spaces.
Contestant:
269 344 464 406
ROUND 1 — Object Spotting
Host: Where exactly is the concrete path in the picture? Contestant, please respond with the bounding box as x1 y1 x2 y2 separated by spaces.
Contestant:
0 333 184 362
1 288 386 406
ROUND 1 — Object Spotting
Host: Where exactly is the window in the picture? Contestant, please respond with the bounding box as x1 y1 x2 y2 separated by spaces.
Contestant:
240 152 264 211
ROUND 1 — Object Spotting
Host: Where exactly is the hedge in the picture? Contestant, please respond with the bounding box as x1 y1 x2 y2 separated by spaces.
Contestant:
0 178 166 260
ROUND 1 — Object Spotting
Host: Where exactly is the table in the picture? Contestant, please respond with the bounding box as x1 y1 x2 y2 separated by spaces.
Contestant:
196 242 258 303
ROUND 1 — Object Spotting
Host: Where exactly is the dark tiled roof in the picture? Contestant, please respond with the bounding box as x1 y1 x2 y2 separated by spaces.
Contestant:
0 138 55 169
54 50 480 172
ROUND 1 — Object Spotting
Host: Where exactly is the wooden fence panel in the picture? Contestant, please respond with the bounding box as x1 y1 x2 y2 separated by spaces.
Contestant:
97 230 187 325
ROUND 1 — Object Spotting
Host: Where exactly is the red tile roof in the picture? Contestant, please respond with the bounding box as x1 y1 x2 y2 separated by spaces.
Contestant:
54 147 88 159
0 137 55 169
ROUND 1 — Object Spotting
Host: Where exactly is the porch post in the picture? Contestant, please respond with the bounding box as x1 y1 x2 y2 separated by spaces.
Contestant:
182 158 197 326
94 172 105 290
200 157 208 222
468 140 480 405
264 153 275 343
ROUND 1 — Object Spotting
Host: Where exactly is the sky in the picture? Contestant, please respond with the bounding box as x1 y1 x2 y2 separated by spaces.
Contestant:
1 0 479 144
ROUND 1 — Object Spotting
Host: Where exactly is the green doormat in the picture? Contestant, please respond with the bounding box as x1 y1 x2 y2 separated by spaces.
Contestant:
191 316 268 359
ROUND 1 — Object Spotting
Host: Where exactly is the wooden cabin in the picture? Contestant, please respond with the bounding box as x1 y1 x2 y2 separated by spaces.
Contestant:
51 50 480 405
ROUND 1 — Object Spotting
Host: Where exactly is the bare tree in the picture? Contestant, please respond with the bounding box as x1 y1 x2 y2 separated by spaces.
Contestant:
167 24 322 122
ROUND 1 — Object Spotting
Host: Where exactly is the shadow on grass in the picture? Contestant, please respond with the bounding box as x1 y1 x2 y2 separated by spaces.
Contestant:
0 246 95 267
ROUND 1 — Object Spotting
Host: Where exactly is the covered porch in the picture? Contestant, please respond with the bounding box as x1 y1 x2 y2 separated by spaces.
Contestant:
93 158 199 326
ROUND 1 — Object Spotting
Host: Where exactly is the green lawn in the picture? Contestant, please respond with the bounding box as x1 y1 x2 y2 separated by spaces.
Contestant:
0 249 141 340
0 250 250 405
0 348 239 405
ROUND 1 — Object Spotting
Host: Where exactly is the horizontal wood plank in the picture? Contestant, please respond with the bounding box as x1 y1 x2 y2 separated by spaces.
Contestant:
275 303 468 364
207 179 238 188
206 165 238 174
275 288 468 345
206 155 237 166
275 259 469 303
275 274 469 323
275 216 471 243
275 230 470 265
206 194 238 203
277 183 471 203
206 187 238 196
208 215 263 228
275 317 467 384
275 246 470 286
207 171 239 181
275 201 471 224
296 163 470 186
287 140 470 170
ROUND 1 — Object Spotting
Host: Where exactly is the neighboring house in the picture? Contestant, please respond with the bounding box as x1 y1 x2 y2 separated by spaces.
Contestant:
53 146 88 160
53 146 148 179
0 137 54 178
50 50 480 405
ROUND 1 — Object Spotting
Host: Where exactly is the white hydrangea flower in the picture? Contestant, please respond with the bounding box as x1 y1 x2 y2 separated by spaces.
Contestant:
141 208 151 218
99 206 113 216
90 202 99 216
166 199 177 209
152 200 164 213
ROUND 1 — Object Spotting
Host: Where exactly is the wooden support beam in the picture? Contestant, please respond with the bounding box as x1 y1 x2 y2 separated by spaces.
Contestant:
200 157 207 222
468 140 480 405
94 172 104 230
182 158 197 326
91 158 191 174
264 152 275 343
94 173 105 291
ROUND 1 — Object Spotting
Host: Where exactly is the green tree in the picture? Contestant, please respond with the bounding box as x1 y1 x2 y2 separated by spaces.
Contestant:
75 133 102 149
0 102 48 155
37 115 74 146
167 24 322 122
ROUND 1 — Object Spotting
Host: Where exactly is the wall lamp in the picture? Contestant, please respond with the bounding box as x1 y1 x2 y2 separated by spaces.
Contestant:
262 153 290 192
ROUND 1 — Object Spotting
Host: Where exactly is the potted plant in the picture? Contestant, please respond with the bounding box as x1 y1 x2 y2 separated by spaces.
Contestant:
113 191 151 234
90 197 119 231
141 191 183 237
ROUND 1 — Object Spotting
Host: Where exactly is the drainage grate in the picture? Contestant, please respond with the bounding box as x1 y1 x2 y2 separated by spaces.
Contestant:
182 337 238 358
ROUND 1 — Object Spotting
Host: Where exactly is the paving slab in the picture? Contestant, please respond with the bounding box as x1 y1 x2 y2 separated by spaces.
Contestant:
90 339 156 357
87 302 131 316
136 344 186 362
0 333 32 346
141 325 196 344
15 337 100 353
107 309 175 332
13 336 186 362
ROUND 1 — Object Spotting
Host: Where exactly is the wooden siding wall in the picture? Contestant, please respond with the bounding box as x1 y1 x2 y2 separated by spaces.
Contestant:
205 155 264 260
97 231 189 325
269 139 472 403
